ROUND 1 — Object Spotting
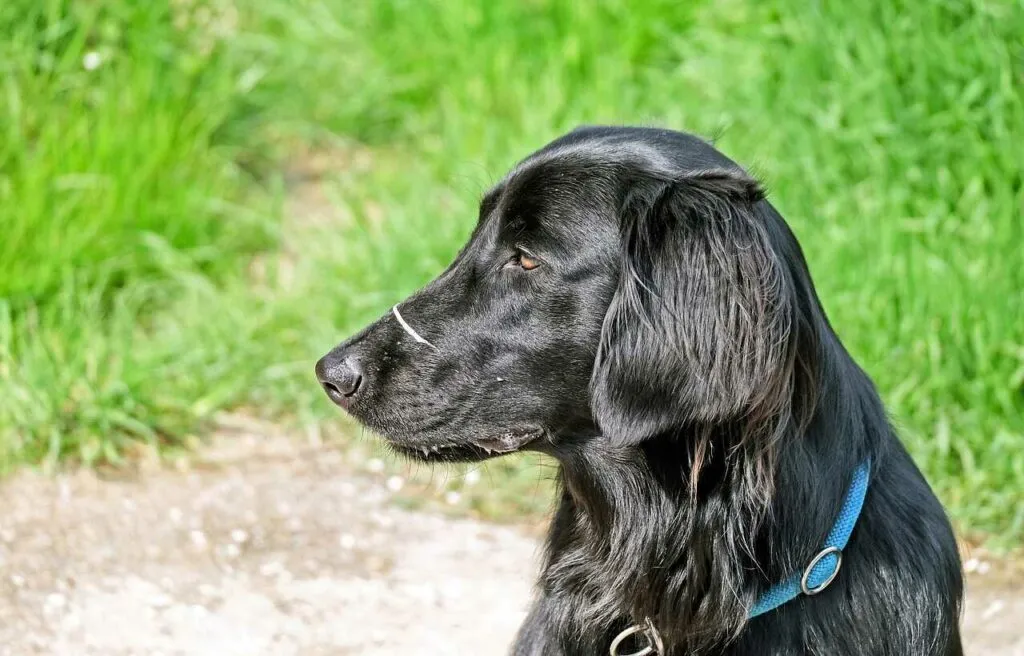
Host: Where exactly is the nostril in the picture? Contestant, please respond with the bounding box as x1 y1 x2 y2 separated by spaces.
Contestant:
341 372 362 397
322 380 343 397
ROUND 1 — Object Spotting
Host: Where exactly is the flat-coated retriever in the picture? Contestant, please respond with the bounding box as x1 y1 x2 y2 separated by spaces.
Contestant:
316 126 963 655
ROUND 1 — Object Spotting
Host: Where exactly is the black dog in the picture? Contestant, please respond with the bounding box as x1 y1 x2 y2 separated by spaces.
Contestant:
316 127 963 655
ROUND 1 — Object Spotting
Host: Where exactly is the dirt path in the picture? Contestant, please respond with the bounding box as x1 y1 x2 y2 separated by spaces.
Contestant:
0 432 1020 655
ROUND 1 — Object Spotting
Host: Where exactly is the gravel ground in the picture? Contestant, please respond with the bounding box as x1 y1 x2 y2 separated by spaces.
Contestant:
0 431 1019 655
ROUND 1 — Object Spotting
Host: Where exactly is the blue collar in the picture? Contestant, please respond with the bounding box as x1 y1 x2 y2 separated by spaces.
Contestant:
749 459 872 618
609 460 873 655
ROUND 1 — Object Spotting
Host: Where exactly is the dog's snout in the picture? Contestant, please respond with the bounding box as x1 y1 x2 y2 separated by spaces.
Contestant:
315 352 364 408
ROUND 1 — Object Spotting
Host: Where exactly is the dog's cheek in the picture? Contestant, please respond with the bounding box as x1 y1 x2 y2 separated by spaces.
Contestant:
426 357 463 391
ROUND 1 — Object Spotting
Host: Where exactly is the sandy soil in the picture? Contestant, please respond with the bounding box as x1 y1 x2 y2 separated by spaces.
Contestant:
0 431 1019 656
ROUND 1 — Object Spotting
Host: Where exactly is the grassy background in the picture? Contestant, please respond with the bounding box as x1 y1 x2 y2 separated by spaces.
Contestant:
1 0 1021 547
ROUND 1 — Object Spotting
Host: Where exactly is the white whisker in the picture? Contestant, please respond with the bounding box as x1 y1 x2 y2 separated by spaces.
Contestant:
392 304 438 350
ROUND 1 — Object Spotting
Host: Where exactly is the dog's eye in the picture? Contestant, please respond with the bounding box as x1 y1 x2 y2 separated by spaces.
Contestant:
507 249 540 271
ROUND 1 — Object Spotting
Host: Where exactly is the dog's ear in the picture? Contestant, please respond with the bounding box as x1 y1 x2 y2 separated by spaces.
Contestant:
591 169 797 446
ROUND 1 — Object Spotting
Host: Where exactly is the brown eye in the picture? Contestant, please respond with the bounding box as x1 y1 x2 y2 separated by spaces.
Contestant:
507 250 540 271
518 252 540 270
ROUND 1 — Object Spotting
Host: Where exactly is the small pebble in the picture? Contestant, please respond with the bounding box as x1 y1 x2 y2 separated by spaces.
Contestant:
386 476 404 492
445 491 462 505
464 470 482 486
44 593 66 610
339 533 356 550
189 530 208 549
230 529 249 543
259 561 285 577
367 458 385 474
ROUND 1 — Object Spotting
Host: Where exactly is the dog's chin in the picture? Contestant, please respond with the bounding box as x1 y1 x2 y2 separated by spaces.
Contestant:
385 428 545 463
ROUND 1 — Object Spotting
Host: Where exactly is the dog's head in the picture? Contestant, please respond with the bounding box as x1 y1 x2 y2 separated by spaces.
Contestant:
316 127 809 463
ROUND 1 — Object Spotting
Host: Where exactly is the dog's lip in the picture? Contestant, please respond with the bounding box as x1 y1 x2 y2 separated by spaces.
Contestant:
387 428 545 460
469 428 544 454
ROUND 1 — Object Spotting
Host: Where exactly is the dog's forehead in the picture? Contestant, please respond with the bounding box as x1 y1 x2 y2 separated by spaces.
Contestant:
479 127 742 229
472 128 747 257
475 160 613 252
476 144 638 237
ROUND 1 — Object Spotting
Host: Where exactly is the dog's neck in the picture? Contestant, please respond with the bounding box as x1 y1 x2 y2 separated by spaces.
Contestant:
540 382 877 653
540 435 761 653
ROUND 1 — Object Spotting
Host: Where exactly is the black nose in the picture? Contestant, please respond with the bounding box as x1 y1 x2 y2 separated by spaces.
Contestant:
315 353 364 408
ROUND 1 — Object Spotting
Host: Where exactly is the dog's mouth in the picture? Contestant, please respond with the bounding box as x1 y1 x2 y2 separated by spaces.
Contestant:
387 428 545 462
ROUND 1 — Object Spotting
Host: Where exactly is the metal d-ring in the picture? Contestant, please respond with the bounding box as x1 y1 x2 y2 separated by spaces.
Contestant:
609 617 664 656
801 545 843 595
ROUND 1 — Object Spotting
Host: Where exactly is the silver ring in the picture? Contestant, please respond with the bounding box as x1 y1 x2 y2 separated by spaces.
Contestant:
609 617 663 656
801 545 842 595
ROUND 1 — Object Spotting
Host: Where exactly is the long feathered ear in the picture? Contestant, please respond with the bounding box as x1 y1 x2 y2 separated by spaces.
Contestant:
591 169 798 446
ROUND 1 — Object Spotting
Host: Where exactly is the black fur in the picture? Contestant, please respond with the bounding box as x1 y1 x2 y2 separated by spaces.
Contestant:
316 126 963 655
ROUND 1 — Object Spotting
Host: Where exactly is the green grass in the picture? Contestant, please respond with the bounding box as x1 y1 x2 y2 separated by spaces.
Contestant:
0 0 278 465
1 0 1021 546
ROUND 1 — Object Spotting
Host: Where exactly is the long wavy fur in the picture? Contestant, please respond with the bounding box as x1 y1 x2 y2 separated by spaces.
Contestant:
515 136 962 655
